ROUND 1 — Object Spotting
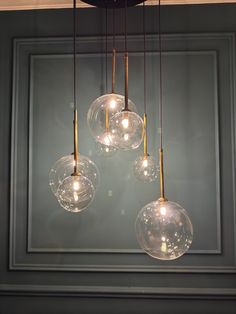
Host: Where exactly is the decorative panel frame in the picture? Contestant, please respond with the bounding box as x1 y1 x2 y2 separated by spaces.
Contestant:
10 33 236 272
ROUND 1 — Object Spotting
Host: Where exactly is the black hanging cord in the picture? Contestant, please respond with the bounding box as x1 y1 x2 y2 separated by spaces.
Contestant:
158 0 163 150
72 0 79 173
124 0 129 110
143 1 148 156
124 0 127 53
113 4 116 50
143 1 147 115
111 2 116 93
73 0 77 111
105 7 108 93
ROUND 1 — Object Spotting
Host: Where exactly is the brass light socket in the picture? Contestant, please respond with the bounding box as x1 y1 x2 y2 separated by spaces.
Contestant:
159 148 168 201
73 109 79 174
143 113 148 157
124 52 129 110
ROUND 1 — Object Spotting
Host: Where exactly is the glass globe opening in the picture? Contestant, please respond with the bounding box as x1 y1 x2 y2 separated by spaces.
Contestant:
109 110 144 150
49 154 100 196
57 174 95 213
87 93 137 145
133 155 159 182
135 200 193 260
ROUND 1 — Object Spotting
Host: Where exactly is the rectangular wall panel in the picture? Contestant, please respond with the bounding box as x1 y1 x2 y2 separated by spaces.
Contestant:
9 34 236 272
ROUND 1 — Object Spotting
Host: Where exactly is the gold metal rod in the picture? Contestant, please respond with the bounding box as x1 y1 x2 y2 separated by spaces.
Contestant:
105 106 109 131
143 113 147 157
124 52 129 110
159 148 167 202
112 48 116 93
73 109 79 174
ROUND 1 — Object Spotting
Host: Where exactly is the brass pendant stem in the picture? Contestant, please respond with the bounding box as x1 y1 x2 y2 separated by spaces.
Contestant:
124 52 129 110
159 148 167 202
112 48 116 94
143 113 147 157
105 106 109 131
73 109 79 174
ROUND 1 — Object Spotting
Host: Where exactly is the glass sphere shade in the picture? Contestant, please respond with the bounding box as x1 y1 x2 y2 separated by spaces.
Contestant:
87 93 136 145
135 200 193 260
49 154 100 196
133 155 159 182
109 111 144 150
95 141 117 157
57 175 95 213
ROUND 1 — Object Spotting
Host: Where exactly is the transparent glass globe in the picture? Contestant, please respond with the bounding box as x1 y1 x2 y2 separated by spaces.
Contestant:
87 93 136 145
49 154 100 196
135 200 193 260
109 110 144 150
57 175 95 213
95 141 117 157
133 155 159 182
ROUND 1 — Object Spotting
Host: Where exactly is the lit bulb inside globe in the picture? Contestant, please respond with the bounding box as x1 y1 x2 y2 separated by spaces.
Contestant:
135 200 193 260
100 131 113 146
57 174 95 213
49 154 100 197
121 117 129 129
95 141 117 157
87 93 137 145
109 110 144 150
109 99 117 109
133 155 159 182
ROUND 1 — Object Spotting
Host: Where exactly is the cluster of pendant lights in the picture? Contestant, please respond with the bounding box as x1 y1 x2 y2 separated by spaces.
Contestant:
49 0 193 260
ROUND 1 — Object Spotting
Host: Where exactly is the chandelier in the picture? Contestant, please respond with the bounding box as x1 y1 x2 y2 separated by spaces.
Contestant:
49 0 193 260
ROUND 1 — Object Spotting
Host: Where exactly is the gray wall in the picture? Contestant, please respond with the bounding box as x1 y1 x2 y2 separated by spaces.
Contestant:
0 4 236 313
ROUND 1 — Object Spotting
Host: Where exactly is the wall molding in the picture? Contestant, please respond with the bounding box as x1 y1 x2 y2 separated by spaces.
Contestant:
27 50 221 256
1 284 236 299
9 33 236 272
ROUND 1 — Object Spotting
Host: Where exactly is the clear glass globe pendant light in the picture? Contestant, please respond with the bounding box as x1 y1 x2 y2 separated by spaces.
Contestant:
93 8 118 157
135 0 193 260
49 0 98 213
87 7 132 154
133 2 159 182
109 0 144 150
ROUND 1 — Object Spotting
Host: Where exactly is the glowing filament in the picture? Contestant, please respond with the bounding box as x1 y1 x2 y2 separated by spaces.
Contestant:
110 99 116 109
160 206 166 216
103 134 111 146
73 181 79 191
121 118 129 129
143 159 148 167
124 134 129 141
73 192 79 202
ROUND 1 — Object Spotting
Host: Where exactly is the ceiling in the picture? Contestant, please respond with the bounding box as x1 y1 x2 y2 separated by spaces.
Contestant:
0 0 235 11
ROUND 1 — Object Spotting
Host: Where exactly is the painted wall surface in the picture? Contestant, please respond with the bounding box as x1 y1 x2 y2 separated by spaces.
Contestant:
0 4 236 313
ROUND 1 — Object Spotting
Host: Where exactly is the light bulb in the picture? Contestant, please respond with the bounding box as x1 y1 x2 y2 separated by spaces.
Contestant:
135 200 193 260
95 141 117 157
121 118 129 129
109 111 144 150
49 154 100 196
133 155 159 182
57 174 95 213
87 93 136 145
